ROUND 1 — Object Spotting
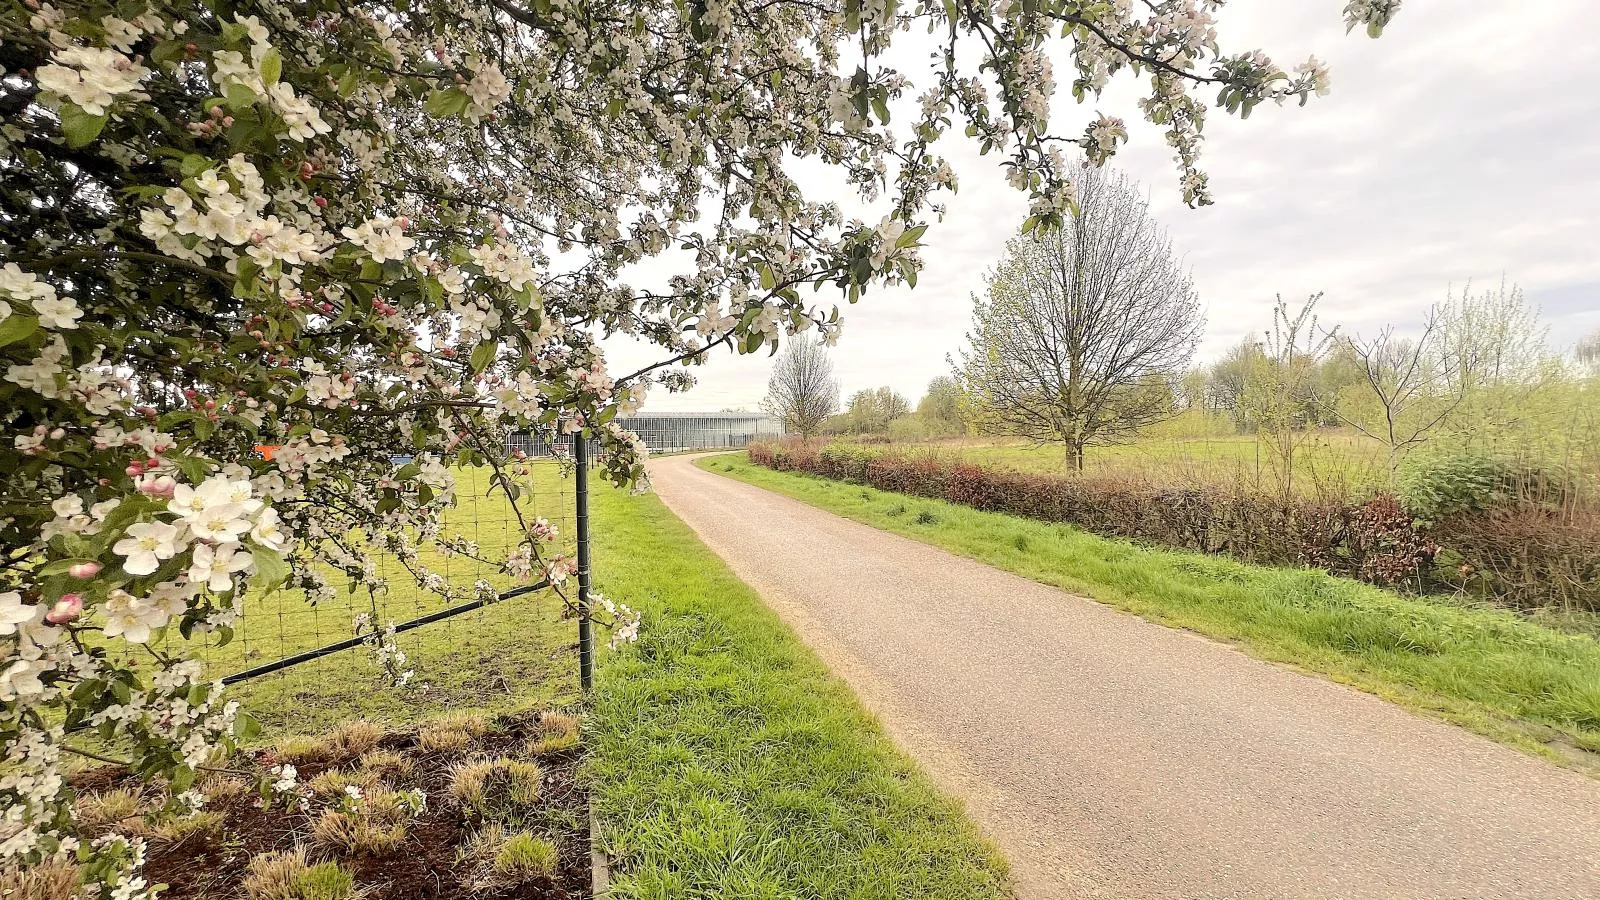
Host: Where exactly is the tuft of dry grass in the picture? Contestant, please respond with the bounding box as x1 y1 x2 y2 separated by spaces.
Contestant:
526 711 580 756
448 757 542 819
356 749 414 781
242 848 310 900
327 721 385 759
195 772 255 805
307 768 382 799
311 787 410 854
290 862 357 900
141 809 224 847
416 725 471 754
73 787 144 830
274 721 386 769
0 859 80 900
271 735 334 767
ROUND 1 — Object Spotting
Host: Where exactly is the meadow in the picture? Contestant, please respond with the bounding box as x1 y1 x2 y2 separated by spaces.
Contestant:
925 428 1388 498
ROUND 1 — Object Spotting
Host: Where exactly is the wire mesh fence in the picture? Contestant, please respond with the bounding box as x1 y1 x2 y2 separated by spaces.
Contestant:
126 412 765 734
128 459 585 735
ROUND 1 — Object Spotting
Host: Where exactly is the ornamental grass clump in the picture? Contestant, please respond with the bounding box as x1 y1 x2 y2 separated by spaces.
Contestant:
493 832 560 880
449 757 543 820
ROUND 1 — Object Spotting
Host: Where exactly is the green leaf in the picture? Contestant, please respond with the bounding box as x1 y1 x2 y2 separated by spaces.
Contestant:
250 545 290 593
470 339 499 374
0 315 39 348
871 93 891 125
60 104 108 148
234 712 261 743
224 80 257 110
424 87 471 118
258 48 283 85
180 154 212 177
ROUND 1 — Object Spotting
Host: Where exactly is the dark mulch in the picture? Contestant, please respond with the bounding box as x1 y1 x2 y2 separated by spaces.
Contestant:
73 711 591 899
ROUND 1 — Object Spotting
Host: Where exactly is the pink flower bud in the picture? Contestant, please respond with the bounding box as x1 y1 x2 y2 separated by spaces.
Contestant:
68 562 101 579
46 594 83 625
125 464 143 477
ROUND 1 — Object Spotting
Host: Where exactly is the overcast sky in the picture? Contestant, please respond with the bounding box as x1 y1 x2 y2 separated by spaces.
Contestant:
606 1 1600 413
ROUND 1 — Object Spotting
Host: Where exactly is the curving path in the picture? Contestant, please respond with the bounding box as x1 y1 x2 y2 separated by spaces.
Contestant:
646 453 1600 899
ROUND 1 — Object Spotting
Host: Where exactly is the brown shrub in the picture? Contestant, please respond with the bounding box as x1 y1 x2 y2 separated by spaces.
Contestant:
1433 505 1600 611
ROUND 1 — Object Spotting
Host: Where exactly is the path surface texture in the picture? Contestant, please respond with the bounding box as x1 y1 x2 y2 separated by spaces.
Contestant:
646 454 1600 899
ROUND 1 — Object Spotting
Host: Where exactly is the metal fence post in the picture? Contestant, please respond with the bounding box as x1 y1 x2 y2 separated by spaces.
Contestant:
574 433 594 693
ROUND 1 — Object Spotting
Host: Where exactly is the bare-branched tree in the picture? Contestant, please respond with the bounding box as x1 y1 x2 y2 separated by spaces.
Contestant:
1242 293 1338 497
1339 305 1469 479
763 339 838 438
958 164 1203 469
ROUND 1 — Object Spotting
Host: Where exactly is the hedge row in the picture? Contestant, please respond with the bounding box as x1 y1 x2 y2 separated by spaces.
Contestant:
747 440 1600 612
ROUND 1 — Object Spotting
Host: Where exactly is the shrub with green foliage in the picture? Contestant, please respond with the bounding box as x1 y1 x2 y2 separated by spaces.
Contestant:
1397 449 1514 523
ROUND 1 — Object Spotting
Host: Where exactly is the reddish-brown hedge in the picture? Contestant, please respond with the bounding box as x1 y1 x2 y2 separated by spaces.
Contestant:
748 439 1435 587
745 440 1600 611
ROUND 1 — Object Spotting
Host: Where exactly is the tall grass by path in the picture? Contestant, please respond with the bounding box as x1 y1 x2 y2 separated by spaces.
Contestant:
702 453 1600 771
586 481 1011 900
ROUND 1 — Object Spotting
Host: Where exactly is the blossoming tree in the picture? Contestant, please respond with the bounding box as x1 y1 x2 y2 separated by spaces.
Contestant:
0 0 1398 894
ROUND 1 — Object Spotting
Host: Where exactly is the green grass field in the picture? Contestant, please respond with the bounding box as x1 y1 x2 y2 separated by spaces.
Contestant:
703 454 1600 772
876 421 1389 498
167 465 1006 897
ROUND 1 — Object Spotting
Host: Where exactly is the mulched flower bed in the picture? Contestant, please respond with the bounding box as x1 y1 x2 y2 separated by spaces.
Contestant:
69 708 591 900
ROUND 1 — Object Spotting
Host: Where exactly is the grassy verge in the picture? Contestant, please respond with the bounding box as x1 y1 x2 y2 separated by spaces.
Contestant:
586 481 1011 899
701 454 1600 770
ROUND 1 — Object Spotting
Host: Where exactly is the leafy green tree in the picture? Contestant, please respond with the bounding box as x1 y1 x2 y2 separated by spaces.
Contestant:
917 376 968 437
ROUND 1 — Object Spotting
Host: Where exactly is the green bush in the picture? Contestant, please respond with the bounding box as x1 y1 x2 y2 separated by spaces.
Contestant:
1397 449 1513 522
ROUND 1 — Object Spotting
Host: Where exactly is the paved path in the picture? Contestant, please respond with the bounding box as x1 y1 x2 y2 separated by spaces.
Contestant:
646 454 1600 899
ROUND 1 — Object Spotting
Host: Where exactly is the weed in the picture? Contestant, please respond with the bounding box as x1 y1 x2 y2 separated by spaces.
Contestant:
311 787 409 854
915 509 938 525
493 832 559 879
0 858 78 900
243 848 309 900
291 862 357 900
73 788 143 830
449 757 542 819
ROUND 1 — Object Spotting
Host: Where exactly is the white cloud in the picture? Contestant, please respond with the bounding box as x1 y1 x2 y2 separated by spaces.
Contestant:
611 1 1600 412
